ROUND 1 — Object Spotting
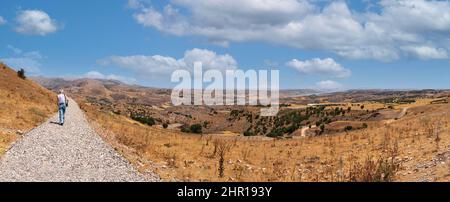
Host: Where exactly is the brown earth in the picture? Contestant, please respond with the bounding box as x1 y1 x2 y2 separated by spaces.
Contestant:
0 63 56 155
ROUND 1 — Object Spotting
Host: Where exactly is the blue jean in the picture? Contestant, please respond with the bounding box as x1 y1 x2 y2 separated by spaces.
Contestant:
59 103 66 124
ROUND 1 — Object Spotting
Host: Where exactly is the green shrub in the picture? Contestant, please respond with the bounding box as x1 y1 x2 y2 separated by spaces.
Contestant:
345 125 353 131
181 125 190 133
190 124 203 134
243 130 255 136
131 114 155 126
17 68 26 79
267 128 284 137
320 124 325 133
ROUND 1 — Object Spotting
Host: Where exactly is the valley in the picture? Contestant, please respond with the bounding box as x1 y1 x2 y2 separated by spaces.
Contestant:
33 77 450 182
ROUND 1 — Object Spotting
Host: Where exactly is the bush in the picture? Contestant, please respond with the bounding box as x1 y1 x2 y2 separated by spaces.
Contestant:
345 125 353 131
243 130 255 136
315 120 322 127
162 123 168 129
131 114 155 126
190 124 203 134
267 128 283 137
17 68 26 79
320 124 325 133
181 125 190 133
284 124 299 134
348 155 400 182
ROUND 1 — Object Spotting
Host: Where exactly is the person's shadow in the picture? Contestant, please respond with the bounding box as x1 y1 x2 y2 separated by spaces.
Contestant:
50 121 61 125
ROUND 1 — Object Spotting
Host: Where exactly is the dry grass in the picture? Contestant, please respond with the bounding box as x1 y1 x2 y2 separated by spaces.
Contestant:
80 97 450 182
0 131 18 156
0 63 56 156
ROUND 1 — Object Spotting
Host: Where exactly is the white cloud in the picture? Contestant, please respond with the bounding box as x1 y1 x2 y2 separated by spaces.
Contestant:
14 10 59 36
1 46 43 73
1 57 41 73
7 45 22 54
127 0 144 9
315 80 344 90
286 58 351 78
98 48 237 76
0 16 6 25
83 71 137 84
129 0 450 61
401 45 448 60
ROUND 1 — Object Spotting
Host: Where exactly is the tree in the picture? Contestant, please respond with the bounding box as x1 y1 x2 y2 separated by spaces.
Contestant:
131 114 155 126
162 123 168 129
190 124 203 134
360 105 365 110
17 68 26 79
320 124 325 134
345 126 353 131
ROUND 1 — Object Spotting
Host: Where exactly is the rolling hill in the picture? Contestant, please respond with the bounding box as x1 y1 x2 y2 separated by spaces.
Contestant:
0 63 56 155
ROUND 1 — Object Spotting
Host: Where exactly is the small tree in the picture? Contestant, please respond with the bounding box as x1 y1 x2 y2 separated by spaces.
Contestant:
162 123 168 129
17 68 26 79
190 124 203 134
320 124 325 134
345 125 353 131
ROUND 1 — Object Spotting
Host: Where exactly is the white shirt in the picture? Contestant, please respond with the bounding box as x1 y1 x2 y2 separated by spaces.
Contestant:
57 93 66 104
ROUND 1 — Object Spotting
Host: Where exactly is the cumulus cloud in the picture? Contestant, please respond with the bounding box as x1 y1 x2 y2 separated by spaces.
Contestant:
14 10 59 36
286 58 351 78
0 16 6 25
1 45 43 73
129 0 450 61
315 80 344 90
97 48 237 76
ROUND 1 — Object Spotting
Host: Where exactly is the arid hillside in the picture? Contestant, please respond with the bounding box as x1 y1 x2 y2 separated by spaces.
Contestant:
32 77 171 106
0 63 56 155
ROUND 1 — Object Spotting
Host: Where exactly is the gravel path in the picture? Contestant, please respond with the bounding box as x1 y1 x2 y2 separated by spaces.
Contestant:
0 99 159 182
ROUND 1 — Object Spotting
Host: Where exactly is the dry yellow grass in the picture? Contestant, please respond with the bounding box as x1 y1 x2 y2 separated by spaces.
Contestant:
81 97 450 182
344 98 439 111
0 63 56 156
0 131 18 155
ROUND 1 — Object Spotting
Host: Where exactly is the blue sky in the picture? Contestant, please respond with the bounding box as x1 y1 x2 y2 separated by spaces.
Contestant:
0 0 449 90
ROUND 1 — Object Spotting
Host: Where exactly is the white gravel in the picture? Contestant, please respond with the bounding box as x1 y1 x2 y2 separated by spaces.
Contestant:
0 99 159 182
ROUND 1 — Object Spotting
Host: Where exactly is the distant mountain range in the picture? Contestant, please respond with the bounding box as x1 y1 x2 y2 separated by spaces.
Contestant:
32 76 450 106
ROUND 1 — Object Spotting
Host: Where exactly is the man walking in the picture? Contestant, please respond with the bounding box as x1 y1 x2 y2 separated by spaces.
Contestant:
57 89 68 126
